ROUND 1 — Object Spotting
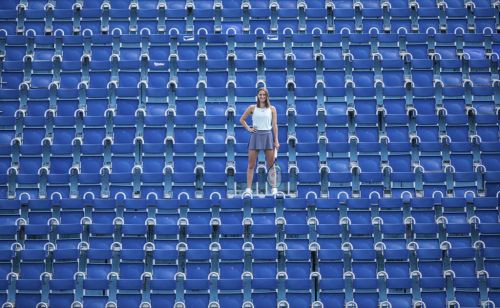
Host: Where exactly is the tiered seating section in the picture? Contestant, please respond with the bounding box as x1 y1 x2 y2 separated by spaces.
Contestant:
0 0 500 308
0 195 498 307
1 30 499 198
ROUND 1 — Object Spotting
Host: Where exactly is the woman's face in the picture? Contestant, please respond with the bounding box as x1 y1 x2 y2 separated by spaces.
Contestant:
258 91 267 104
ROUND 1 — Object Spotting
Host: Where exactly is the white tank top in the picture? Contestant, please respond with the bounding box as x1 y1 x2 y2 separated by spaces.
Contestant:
252 106 272 130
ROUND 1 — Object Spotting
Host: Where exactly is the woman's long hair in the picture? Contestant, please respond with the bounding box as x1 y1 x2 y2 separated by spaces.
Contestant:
256 87 270 108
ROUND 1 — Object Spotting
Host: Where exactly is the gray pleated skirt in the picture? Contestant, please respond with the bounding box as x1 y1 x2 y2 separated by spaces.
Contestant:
248 130 274 150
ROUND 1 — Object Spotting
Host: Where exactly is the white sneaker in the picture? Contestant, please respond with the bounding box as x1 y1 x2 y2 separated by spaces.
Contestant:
244 188 252 195
271 188 278 195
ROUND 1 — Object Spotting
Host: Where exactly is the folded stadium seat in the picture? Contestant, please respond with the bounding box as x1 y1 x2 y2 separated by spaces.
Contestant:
317 248 344 280
118 249 146 282
388 154 416 193
217 278 244 307
471 196 499 226
154 199 181 227
62 37 84 64
108 9 132 34
164 9 187 34
13 279 45 308
474 101 499 141
381 61 405 97
251 278 278 307
186 198 213 226
59 60 84 89
352 61 376 97
16 150 43 197
404 34 430 60
440 196 468 223
386 276 413 308
186 250 212 282
251 224 278 251
352 278 379 307
83 278 112 308
116 278 145 307
417 8 440 33
357 154 384 198
0 199 20 226
19 248 47 279
487 277 500 307
89 223 116 251
147 35 171 61
0 9 16 35
121 223 148 250
149 277 176 307
89 35 113 62
445 222 473 249
445 114 469 143
202 156 228 195
0 224 17 252
473 8 497 34
85 248 113 281
361 8 383 33
248 8 270 34
219 224 245 250
117 61 141 88
453 277 482 308
55 222 83 251
296 123 321 194
304 7 327 33
25 88 51 117
4 35 28 61
481 223 500 248
186 224 213 250
52 8 76 35
89 60 113 89
49 278 77 307
277 8 299 34
30 60 54 89
449 152 478 196
316 277 345 307
285 278 314 307
419 277 447 308
284 223 310 251
152 248 179 283
218 248 244 280
24 9 46 35
235 60 257 88
387 8 411 33
377 34 401 64
52 248 80 282
411 62 434 97
409 197 437 225
412 222 440 249
480 143 500 196
348 35 371 59
444 8 467 34
316 219 343 250
378 198 405 226
283 198 308 223
25 198 51 227
1 60 24 89
348 223 375 250
0 89 20 118
333 9 355 33
192 6 216 33
219 198 244 225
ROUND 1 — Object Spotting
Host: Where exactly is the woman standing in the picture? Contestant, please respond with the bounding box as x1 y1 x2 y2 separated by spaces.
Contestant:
239 88 280 195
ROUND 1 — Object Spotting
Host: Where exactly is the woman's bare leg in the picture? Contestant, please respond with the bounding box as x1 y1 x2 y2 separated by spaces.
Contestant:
246 150 258 190
265 149 275 187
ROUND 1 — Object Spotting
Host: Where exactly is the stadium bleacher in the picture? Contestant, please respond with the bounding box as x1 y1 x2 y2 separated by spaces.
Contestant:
0 0 499 307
